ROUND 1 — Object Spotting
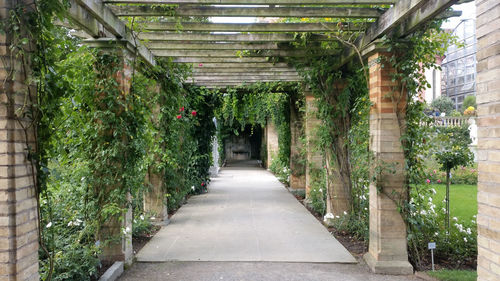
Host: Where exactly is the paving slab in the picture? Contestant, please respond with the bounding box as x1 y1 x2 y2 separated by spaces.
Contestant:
136 160 356 263
118 261 416 281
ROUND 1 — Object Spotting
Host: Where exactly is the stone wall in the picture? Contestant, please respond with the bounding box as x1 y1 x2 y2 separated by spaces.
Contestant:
476 0 500 280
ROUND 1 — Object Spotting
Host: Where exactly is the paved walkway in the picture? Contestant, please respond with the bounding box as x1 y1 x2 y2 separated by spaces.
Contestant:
122 160 415 280
136 160 355 263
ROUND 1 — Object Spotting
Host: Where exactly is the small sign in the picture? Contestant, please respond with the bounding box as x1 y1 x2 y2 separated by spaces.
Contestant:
428 242 436 250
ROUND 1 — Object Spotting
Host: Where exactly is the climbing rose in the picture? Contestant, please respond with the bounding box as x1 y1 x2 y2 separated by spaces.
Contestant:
176 115 182 119
437 179 441 183
191 110 197 117
198 63 203 67
426 179 431 184
201 182 205 186
179 106 185 112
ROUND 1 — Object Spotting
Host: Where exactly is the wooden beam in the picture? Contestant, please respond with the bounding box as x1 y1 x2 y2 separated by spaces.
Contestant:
395 0 460 36
145 42 281 50
188 74 302 81
66 0 101 37
73 0 156 66
110 6 385 18
174 57 272 63
191 62 291 68
338 0 458 67
105 0 396 4
151 49 337 57
139 22 364 32
192 73 300 77
138 32 333 42
193 68 298 73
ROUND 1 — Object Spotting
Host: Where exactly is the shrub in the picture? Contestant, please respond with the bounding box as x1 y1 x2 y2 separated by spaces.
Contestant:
269 157 291 185
462 95 476 112
431 96 455 116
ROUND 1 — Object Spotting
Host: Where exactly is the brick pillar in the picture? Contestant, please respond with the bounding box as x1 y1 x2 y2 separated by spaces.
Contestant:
89 40 133 265
289 97 305 191
476 1 500 280
0 1 39 280
363 52 413 275
304 90 322 199
144 93 168 223
266 119 279 168
325 81 350 219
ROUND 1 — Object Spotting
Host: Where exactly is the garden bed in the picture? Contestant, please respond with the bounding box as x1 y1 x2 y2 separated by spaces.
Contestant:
292 192 368 257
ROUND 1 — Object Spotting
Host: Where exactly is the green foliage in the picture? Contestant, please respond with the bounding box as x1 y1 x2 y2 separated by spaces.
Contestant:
431 96 455 116
427 269 477 281
433 125 473 174
269 157 291 185
308 168 327 216
462 95 476 112
215 82 297 168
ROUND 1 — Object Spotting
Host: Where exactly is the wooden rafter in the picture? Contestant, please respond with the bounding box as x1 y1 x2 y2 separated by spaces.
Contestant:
104 0 395 4
139 22 364 32
138 32 334 42
109 6 385 18
151 49 338 57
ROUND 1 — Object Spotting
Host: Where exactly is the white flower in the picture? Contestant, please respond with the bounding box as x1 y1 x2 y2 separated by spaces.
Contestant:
434 232 439 236
335 216 340 219
191 186 195 191
430 188 437 195
453 217 458 221
67 221 73 227
464 237 467 243
420 210 427 215
343 211 347 215
473 215 477 218
428 197 433 202
150 216 155 220
323 213 334 221
140 215 145 220
319 188 323 192
46 222 52 228
466 228 472 235
134 219 137 224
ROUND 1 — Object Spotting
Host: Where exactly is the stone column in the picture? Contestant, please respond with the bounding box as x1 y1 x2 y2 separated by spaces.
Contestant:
289 97 305 191
144 88 168 223
0 1 39 280
476 1 500 280
363 51 413 275
266 119 279 168
89 39 134 265
304 89 322 199
325 80 350 219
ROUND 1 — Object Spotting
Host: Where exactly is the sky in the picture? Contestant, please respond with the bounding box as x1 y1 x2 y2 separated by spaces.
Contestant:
441 2 476 30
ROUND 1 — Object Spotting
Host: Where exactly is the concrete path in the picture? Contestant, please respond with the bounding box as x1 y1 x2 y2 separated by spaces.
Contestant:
136 160 356 263
118 261 416 281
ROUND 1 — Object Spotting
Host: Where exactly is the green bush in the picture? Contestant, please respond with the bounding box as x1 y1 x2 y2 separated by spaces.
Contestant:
462 95 476 112
431 96 455 116
269 157 291 185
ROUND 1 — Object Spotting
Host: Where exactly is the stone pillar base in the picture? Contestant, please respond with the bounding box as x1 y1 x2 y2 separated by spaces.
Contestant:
363 252 413 275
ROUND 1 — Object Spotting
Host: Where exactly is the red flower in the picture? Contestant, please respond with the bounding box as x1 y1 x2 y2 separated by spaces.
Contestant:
191 110 197 117
179 106 185 112
176 115 182 119
198 63 203 67
201 182 205 186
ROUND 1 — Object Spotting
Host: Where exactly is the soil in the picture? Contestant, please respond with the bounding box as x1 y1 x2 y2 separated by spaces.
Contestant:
93 260 114 281
291 192 368 257
133 225 161 254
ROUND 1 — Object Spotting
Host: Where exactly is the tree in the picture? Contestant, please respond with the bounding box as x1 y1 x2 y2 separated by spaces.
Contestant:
462 95 476 112
434 125 473 231
431 96 455 116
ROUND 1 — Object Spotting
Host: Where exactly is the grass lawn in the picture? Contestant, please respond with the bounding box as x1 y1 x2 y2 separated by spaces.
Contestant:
427 269 477 281
430 184 477 220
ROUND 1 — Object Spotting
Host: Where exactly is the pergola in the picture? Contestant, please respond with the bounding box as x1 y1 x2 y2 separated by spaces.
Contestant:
65 0 463 88
9 0 500 280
